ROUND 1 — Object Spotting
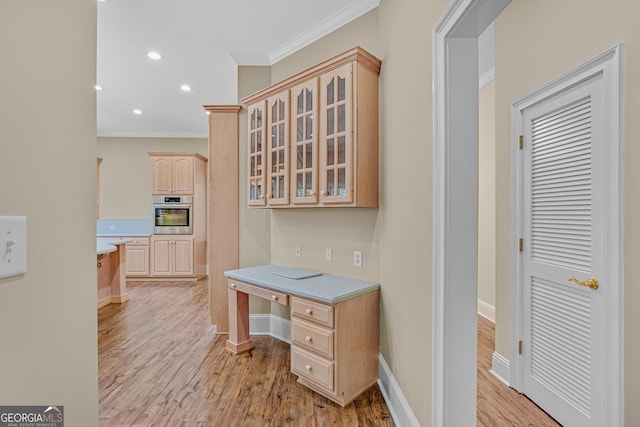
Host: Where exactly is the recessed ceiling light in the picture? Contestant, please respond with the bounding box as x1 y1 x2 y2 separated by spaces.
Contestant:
147 51 162 60
180 84 192 92
133 109 142 115
95 85 103 91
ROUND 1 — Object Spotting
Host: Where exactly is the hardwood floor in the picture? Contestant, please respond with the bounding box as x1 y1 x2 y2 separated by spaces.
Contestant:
98 280 393 426
477 315 561 427
99 280 560 426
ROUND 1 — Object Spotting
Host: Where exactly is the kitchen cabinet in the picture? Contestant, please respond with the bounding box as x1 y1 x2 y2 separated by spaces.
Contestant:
150 235 194 276
247 102 266 206
265 91 290 206
242 46 380 208
290 79 318 205
124 237 150 276
150 154 204 195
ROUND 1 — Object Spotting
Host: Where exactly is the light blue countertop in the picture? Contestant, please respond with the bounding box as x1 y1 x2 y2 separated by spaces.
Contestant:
97 237 133 255
224 264 380 304
97 219 152 237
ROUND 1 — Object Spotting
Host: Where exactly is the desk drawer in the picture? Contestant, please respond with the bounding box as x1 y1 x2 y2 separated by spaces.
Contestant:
228 280 289 306
291 297 334 328
291 347 334 391
292 318 334 359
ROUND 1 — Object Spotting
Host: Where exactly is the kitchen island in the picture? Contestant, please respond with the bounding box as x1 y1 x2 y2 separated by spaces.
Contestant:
97 237 131 308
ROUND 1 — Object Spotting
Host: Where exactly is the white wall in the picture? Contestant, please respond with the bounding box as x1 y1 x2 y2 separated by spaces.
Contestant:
0 1 98 425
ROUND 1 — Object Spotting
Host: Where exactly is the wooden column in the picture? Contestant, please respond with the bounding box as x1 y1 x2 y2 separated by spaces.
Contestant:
204 105 241 334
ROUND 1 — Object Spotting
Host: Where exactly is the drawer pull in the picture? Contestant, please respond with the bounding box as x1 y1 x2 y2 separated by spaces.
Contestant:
305 335 312 343
305 308 312 315
305 364 312 371
271 295 277 301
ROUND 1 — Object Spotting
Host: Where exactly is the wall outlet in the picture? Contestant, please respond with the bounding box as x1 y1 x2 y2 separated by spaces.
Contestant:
295 245 301 258
353 250 363 267
325 247 333 262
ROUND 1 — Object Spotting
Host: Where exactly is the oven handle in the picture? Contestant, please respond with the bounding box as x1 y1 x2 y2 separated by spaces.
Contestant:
153 204 192 209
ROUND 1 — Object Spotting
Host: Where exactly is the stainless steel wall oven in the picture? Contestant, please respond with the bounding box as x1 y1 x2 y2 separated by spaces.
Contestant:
152 196 192 234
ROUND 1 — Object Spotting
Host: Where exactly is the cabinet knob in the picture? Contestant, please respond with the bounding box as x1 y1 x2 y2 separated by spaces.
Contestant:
231 283 236 289
267 194 272 199
271 295 277 301
305 308 312 315
305 335 312 343
305 364 312 371
320 191 326 196
259 195 264 200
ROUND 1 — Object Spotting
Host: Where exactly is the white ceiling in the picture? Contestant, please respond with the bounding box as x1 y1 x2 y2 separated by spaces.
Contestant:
96 0 380 138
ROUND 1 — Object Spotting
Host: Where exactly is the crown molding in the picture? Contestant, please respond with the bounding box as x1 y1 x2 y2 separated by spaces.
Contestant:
268 0 380 64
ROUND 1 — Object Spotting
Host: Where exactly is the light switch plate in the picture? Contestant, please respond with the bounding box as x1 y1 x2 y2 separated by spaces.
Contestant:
0 216 27 279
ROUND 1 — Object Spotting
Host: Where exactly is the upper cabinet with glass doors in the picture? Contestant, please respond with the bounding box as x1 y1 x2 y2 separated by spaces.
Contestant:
247 101 266 206
242 46 380 208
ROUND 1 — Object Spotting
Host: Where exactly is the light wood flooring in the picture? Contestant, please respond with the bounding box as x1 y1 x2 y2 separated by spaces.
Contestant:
99 280 559 426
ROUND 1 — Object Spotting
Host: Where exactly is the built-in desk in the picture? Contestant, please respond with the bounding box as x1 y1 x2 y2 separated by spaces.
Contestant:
224 264 380 407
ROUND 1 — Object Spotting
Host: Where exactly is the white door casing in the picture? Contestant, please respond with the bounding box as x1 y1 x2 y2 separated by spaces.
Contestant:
510 46 623 426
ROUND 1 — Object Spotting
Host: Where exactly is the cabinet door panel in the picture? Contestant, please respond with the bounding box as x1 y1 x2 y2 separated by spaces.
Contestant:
290 80 318 205
152 157 173 194
320 63 353 204
173 238 194 275
248 102 267 206
125 246 150 276
172 157 194 194
151 239 171 275
266 93 289 206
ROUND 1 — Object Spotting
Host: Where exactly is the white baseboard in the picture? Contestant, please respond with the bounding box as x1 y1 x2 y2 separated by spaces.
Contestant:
490 351 510 386
377 354 420 427
477 299 495 322
249 314 291 343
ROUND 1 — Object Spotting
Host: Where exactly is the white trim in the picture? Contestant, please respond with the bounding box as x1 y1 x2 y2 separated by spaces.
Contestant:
249 314 291 343
479 65 495 88
377 354 420 427
432 1 511 425
509 45 624 426
268 0 379 64
230 53 271 66
477 299 495 323
490 351 510 386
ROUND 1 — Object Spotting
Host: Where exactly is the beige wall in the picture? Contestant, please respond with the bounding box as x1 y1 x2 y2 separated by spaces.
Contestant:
495 0 640 423
478 80 496 320
0 1 98 425
258 3 449 424
97 137 207 219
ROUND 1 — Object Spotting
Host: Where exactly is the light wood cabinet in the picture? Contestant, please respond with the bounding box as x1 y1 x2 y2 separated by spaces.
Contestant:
265 91 290 206
247 102 266 206
289 293 380 406
290 80 319 205
150 235 194 276
242 46 380 208
150 155 197 195
124 237 150 276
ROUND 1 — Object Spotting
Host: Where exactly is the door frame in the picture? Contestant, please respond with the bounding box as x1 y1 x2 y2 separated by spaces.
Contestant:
432 0 510 425
509 45 624 425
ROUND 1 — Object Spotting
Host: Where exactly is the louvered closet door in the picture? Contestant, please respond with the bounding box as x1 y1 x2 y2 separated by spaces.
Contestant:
521 74 605 426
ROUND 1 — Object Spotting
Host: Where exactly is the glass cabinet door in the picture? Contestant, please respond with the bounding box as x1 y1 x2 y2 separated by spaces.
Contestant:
290 80 318 204
247 101 266 206
266 93 289 205
319 63 353 204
